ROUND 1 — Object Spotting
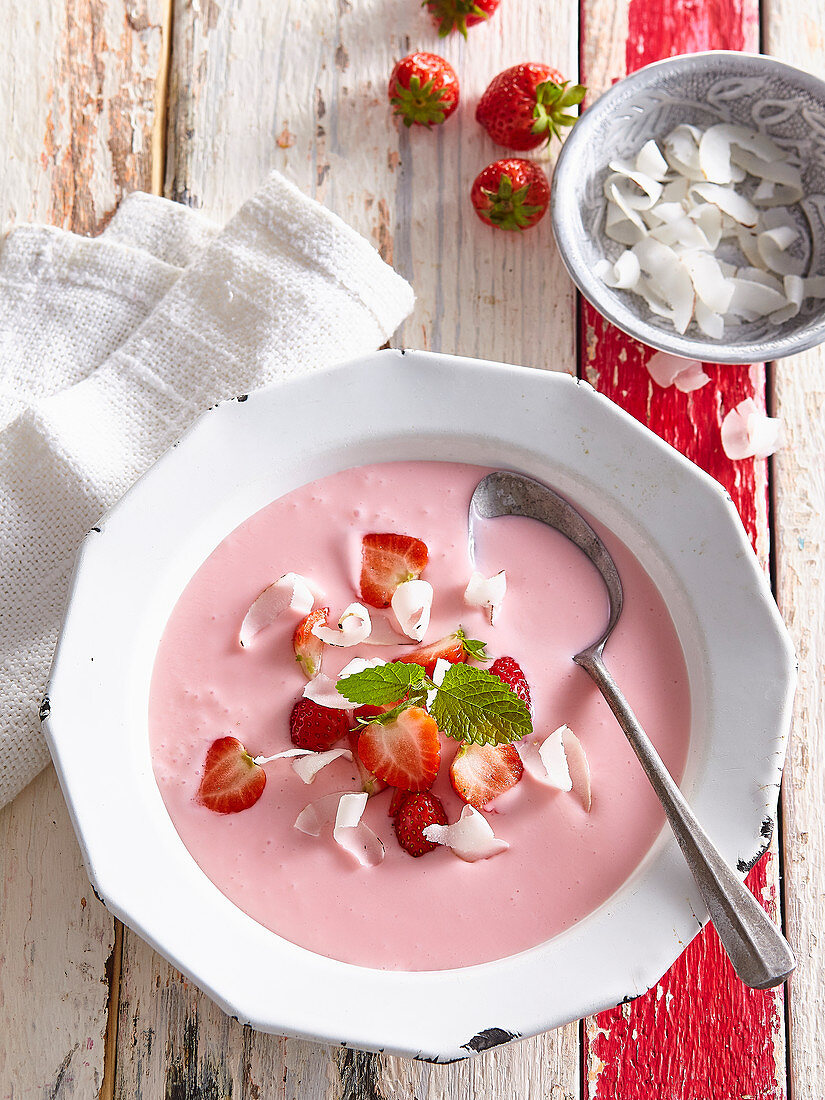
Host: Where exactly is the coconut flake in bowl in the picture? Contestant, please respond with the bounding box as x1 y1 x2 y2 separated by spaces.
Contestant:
551 51 825 363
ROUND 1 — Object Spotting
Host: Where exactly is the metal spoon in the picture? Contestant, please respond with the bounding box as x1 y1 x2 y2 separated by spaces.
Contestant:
469 470 795 990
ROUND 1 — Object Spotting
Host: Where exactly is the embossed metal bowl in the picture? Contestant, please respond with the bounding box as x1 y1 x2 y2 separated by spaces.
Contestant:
552 51 825 364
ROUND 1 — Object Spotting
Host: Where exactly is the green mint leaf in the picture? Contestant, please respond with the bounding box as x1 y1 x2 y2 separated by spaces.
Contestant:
456 627 490 662
337 662 426 706
430 664 532 746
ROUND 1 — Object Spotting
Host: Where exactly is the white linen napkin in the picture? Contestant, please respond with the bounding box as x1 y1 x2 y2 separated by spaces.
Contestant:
0 173 414 808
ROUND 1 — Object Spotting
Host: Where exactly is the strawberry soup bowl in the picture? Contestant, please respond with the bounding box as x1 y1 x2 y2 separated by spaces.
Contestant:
43 349 794 1061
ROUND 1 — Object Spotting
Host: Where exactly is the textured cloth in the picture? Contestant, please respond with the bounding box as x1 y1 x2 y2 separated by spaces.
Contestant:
0 175 414 806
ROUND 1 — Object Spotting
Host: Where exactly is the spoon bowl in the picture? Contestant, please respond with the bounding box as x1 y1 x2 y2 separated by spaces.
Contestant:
470 469 795 991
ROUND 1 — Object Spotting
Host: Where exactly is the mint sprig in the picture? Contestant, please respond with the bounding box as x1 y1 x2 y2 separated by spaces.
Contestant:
337 655 532 747
429 663 532 746
337 661 426 706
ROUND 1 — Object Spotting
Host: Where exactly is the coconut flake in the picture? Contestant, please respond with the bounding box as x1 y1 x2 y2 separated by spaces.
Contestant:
332 792 385 867
646 351 709 392
294 792 343 836
636 139 670 181
721 398 784 460
292 748 353 785
312 602 372 648
339 657 386 679
302 673 352 710
426 657 451 708
254 748 312 765
563 729 592 812
390 579 433 642
519 726 573 791
674 361 711 392
239 573 316 647
295 792 384 866
423 805 509 862
464 570 507 625
690 183 759 227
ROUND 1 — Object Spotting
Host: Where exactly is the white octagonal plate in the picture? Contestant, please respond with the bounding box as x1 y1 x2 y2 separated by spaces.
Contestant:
43 349 794 1061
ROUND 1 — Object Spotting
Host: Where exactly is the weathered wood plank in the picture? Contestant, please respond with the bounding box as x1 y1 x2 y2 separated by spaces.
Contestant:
771 354 825 1100
114 0 582 1095
763 9 825 1100
579 0 788 1096
0 769 116 1098
0 3 163 1098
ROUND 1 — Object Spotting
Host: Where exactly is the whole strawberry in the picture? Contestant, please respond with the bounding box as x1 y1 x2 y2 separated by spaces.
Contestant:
476 63 586 150
394 792 448 856
289 698 350 752
424 0 500 37
388 52 459 128
490 656 532 712
471 159 550 232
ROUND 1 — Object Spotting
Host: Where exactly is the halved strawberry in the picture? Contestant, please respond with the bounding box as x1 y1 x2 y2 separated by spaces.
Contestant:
347 731 386 796
359 533 429 608
400 633 470 673
394 792 448 857
388 787 410 817
357 705 440 790
490 656 532 712
293 607 328 680
196 736 266 814
289 697 350 752
449 743 524 810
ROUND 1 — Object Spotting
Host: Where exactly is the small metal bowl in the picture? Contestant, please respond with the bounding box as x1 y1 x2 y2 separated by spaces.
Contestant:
551 51 825 364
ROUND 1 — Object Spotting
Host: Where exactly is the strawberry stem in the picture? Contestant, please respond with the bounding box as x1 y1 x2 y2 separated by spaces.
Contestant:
424 0 489 37
390 75 452 128
531 80 587 142
480 174 544 232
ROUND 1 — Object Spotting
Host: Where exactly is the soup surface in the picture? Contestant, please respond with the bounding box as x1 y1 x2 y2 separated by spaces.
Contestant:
149 461 691 970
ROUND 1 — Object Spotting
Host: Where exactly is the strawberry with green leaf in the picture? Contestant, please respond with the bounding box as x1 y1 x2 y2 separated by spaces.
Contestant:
397 626 488 677
476 63 586 150
423 0 500 37
388 52 459 129
471 159 550 232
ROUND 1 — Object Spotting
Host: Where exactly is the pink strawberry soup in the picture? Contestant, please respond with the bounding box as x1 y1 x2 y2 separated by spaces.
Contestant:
149 461 691 971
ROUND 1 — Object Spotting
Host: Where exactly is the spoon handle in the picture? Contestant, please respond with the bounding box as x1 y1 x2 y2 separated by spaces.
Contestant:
575 648 795 990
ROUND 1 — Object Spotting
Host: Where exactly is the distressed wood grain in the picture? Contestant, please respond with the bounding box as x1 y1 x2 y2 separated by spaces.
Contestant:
1 0 164 235
764 16 825 1100
579 0 788 1096
164 0 578 371
771 354 825 1100
763 6 825 1096
0 2 163 1098
0 769 116 1099
112 0 582 1095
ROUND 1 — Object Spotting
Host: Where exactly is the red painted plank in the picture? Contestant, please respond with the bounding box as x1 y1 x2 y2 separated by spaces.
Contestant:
579 0 785 1096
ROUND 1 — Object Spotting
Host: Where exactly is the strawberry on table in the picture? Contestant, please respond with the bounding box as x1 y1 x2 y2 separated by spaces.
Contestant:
476 63 585 150
397 626 486 677
471 159 550 232
359 532 429 608
290 697 350 752
395 792 448 857
196 736 266 814
490 656 532 713
293 607 328 680
423 0 500 37
357 706 441 790
388 52 459 128
450 742 524 809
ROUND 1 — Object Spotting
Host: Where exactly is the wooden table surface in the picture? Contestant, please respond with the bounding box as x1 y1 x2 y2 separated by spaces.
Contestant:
1 0 823 1097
